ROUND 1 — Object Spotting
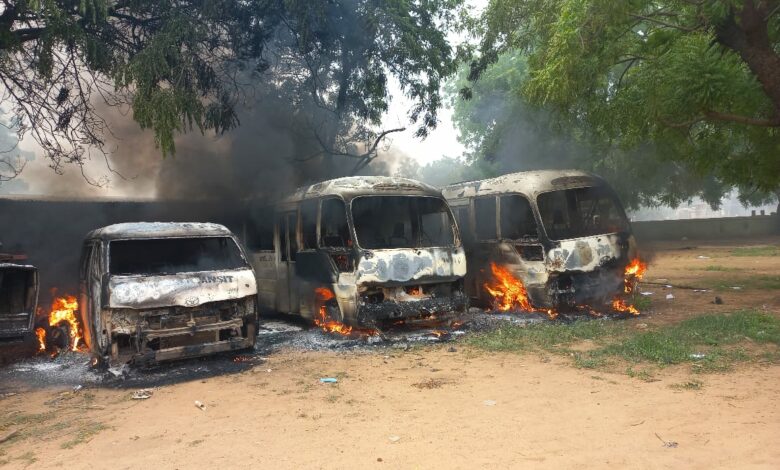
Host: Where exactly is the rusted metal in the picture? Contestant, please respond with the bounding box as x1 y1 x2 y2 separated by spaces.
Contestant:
81 222 258 366
442 170 637 310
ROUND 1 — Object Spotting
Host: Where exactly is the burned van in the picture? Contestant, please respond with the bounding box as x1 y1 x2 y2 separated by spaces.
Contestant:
0 259 38 342
80 222 257 366
248 177 467 326
442 170 638 310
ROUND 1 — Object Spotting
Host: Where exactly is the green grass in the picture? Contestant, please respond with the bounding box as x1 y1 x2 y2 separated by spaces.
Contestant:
731 246 780 257
700 265 742 272
670 379 703 390
469 310 780 376
468 318 624 353
706 275 780 291
60 422 109 449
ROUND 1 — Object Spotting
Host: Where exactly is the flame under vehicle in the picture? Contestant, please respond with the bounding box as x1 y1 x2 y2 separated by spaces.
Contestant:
0 253 39 343
80 223 257 366
247 177 468 327
442 170 638 310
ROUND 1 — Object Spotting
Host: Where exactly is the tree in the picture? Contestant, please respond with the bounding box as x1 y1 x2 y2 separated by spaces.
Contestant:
0 0 462 181
465 0 780 202
449 50 766 209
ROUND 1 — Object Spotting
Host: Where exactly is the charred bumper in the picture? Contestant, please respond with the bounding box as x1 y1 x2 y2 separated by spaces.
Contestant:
356 280 467 324
530 268 624 309
103 297 256 365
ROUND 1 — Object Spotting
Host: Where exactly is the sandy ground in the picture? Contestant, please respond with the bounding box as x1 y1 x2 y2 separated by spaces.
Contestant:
1 237 779 469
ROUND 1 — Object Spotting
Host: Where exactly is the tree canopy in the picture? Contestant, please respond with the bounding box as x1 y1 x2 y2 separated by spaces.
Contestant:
0 0 462 180
462 0 780 204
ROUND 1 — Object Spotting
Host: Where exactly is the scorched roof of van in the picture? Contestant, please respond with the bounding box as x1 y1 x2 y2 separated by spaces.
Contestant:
85 222 234 241
441 169 606 200
285 176 441 202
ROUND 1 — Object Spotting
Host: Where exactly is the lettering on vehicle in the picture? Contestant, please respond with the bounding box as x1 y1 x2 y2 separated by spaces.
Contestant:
200 275 234 284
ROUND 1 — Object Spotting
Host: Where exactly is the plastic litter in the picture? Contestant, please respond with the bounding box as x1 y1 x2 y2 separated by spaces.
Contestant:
666 293 674 300
320 377 338 383
194 400 206 410
131 389 153 400
483 400 497 406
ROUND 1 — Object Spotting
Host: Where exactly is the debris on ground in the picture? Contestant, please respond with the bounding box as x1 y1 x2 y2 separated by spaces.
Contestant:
483 400 497 406
320 377 338 383
131 389 153 400
0 429 19 443
666 294 674 300
194 400 206 410
713 296 724 305
388 435 401 443
655 433 678 448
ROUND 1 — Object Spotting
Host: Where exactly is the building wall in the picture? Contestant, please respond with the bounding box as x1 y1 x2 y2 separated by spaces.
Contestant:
0 198 247 299
632 215 780 241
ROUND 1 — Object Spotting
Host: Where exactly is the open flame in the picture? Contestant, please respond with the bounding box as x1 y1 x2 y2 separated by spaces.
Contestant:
484 263 557 319
611 257 647 315
35 327 46 352
314 287 378 337
484 258 647 318
37 295 83 353
623 258 648 293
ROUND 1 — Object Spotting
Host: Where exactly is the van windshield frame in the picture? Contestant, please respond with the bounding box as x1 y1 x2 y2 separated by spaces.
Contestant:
536 186 629 241
108 236 248 276
350 195 457 249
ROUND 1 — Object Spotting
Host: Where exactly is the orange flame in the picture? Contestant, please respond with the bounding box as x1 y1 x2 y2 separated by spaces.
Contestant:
611 258 647 315
623 258 647 293
611 298 639 315
484 263 557 319
35 327 46 352
48 295 82 351
314 288 378 337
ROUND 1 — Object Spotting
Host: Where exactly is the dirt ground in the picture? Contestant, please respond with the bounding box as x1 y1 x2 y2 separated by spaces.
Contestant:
1 237 779 469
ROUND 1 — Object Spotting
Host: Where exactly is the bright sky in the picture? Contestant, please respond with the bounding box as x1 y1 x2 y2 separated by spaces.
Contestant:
378 0 486 166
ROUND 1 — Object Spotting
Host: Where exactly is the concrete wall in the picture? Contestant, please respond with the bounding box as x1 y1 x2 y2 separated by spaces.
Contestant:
632 215 780 241
0 198 247 298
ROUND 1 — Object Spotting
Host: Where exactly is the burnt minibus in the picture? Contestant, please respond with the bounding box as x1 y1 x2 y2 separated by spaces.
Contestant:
79 222 258 366
247 176 468 326
442 170 638 310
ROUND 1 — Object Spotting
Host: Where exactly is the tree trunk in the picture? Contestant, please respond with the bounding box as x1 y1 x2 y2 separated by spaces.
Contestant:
715 0 780 121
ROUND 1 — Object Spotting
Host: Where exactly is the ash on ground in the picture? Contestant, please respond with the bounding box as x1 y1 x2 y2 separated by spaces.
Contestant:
0 308 633 392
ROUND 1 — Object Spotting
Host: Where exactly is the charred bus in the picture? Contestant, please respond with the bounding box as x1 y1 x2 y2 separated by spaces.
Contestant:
0 257 38 343
442 170 637 310
79 222 257 366
247 177 468 326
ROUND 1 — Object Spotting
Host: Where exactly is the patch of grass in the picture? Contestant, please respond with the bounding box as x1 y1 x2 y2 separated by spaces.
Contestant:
706 275 780 291
14 451 36 466
701 265 741 272
467 319 625 353
60 422 108 449
325 394 340 403
470 310 780 376
632 295 652 312
731 246 780 257
603 310 780 365
670 379 703 390
625 366 655 381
